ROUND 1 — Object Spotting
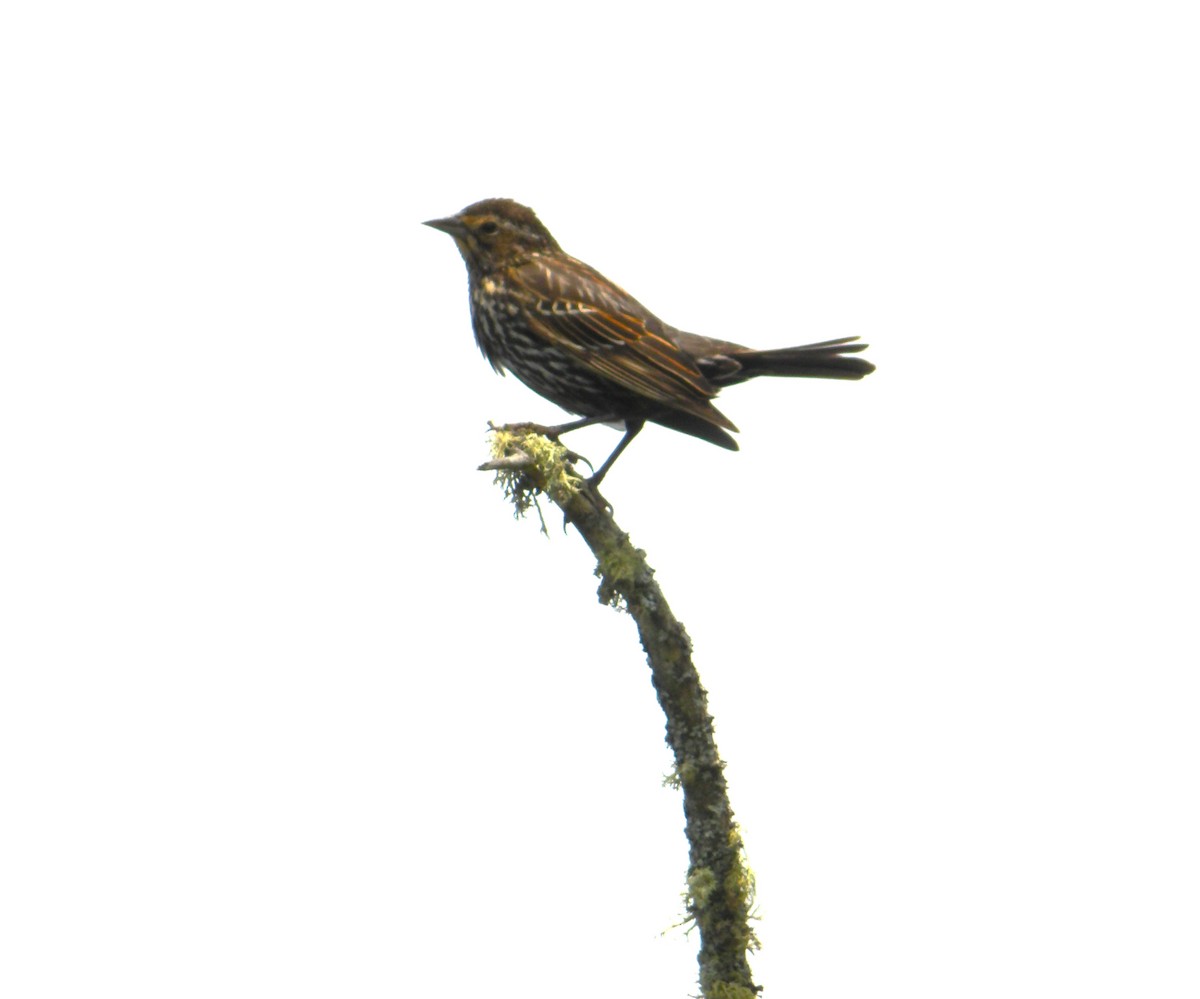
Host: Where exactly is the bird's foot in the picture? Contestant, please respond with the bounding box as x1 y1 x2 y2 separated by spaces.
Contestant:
578 477 614 516
489 421 595 473
483 422 614 518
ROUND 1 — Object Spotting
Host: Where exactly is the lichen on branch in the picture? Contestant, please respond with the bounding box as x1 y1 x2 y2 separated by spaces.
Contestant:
480 426 760 998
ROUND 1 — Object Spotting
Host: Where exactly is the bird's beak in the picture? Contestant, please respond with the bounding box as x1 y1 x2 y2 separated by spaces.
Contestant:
423 215 467 237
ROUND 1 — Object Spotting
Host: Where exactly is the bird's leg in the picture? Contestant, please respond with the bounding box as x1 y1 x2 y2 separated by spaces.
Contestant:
588 419 644 488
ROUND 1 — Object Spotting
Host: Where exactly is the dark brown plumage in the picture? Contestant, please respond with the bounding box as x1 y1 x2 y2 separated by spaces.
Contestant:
425 198 874 485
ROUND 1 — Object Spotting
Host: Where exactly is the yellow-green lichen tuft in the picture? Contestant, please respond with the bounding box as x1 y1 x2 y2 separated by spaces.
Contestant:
686 866 717 912
723 828 762 954
707 982 760 999
593 534 645 609
487 427 584 522
663 759 699 790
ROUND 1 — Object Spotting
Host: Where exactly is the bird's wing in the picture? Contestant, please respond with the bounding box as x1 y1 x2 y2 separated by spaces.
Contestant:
510 254 735 429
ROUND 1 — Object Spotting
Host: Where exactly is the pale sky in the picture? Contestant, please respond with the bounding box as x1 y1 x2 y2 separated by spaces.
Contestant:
3 2 1198 997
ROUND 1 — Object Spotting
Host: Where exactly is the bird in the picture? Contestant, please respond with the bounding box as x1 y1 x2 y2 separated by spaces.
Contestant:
424 198 874 487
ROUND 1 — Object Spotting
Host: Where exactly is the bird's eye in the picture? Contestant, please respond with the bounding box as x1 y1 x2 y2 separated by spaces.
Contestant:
478 220 500 236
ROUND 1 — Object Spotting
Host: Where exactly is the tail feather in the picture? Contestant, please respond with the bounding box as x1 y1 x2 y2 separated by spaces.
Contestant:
723 336 874 383
645 333 873 447
673 332 874 385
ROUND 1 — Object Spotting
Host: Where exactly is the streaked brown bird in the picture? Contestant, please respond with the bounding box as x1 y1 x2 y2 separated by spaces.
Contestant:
425 198 874 486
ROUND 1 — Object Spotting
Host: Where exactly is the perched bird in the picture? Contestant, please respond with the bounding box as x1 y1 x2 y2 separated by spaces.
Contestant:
425 198 874 486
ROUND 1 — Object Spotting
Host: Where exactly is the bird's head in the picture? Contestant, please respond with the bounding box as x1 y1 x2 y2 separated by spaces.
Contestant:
424 198 561 273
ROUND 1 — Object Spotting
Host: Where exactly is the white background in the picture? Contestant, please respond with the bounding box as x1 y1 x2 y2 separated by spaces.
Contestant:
2 2 1197 996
